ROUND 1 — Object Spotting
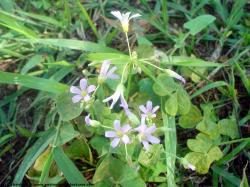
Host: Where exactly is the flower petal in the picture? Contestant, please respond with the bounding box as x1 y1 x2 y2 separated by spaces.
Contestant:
70 86 81 94
106 66 117 78
108 73 120 79
121 124 132 133
80 79 87 90
85 114 91 126
72 95 82 103
145 125 157 134
146 101 153 111
84 94 90 102
139 105 147 114
152 106 160 113
135 124 146 133
129 13 141 20
105 131 117 138
111 11 123 21
122 135 130 144
111 137 120 148
100 60 111 76
87 85 96 93
113 120 121 131
147 135 160 144
142 140 150 151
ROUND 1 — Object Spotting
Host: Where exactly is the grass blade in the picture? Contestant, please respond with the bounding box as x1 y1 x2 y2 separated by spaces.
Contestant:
13 128 56 185
53 147 88 185
162 111 176 187
0 71 68 94
21 38 119 53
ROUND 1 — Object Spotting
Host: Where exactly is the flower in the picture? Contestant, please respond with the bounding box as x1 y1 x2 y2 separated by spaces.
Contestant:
105 120 132 148
135 122 160 151
70 79 96 103
103 84 128 109
111 11 141 33
139 100 159 120
165 69 186 83
85 114 100 127
98 60 119 84
85 114 92 126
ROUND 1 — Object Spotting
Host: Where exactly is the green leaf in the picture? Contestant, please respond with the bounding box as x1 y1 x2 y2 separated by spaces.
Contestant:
187 133 213 153
21 54 44 74
153 74 178 96
176 87 191 115
54 122 80 146
22 38 119 53
53 147 88 185
93 156 146 186
90 136 110 156
33 148 51 172
179 105 203 128
13 128 56 184
196 118 220 138
160 56 222 67
56 92 84 121
185 146 222 174
218 118 239 139
184 15 216 35
0 71 68 94
138 144 165 169
165 93 178 116
191 81 228 99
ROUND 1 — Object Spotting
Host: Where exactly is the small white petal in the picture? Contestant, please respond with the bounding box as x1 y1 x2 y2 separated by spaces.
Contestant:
80 79 87 90
122 135 130 144
129 13 141 20
83 95 90 102
87 85 96 93
114 120 121 131
147 135 160 144
70 86 81 94
121 124 132 133
72 95 82 103
100 60 111 76
111 11 123 21
139 105 147 114
111 138 120 148
142 140 150 151
152 106 160 113
105 131 117 138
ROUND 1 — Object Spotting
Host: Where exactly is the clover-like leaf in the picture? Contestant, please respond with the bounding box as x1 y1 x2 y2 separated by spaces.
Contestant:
153 74 178 96
179 105 203 128
218 117 239 139
165 93 178 116
176 87 191 115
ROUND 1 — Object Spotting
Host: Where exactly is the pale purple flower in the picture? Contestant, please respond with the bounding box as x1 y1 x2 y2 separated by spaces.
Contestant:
105 120 132 148
103 84 128 109
85 114 91 126
139 100 159 119
111 11 141 33
70 79 96 103
135 122 160 151
98 60 119 84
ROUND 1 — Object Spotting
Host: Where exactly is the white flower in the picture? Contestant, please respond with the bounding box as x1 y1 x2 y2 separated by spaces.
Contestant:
165 69 186 83
103 84 128 109
111 11 141 33
187 163 196 171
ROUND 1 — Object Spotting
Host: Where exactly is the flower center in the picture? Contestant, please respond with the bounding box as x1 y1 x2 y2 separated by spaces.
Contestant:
116 130 123 138
81 90 87 97
139 133 146 141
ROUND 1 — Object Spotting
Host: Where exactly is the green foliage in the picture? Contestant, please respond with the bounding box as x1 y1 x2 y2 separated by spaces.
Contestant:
179 105 203 128
184 15 216 35
56 92 84 121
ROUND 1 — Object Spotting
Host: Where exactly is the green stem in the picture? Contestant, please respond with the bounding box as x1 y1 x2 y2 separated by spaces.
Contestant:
219 137 250 145
142 60 165 72
161 98 176 187
125 32 132 59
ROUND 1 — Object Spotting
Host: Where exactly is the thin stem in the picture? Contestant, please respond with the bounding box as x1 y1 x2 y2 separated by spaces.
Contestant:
219 137 250 145
121 62 129 83
125 32 132 59
100 125 113 129
142 60 165 72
